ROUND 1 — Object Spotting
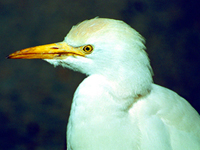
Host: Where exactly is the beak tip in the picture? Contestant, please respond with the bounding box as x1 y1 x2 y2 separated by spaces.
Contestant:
6 53 21 59
6 55 11 59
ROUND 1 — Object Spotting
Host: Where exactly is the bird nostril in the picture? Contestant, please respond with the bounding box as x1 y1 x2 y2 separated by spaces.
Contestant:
51 47 59 49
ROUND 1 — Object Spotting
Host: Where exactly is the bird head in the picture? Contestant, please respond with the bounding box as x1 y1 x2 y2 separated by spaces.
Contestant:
8 18 153 97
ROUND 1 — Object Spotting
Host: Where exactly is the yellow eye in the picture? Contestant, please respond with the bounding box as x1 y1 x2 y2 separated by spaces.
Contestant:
83 45 93 54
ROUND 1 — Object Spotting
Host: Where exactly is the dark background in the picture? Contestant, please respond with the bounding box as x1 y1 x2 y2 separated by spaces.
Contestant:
0 0 200 149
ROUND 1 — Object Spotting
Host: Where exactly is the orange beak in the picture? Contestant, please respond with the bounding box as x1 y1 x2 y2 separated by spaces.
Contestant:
7 42 86 59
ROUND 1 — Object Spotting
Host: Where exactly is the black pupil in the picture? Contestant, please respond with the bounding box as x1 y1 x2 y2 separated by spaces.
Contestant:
86 47 90 51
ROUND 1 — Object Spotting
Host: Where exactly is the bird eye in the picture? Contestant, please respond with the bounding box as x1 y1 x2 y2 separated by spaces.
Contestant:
83 45 93 54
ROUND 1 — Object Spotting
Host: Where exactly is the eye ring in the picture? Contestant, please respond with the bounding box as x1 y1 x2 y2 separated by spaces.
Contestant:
83 45 93 54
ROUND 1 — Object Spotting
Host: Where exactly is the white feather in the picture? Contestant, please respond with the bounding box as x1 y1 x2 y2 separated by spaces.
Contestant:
45 18 200 150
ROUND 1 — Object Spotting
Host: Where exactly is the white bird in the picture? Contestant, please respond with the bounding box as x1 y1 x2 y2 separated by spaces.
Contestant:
8 18 200 150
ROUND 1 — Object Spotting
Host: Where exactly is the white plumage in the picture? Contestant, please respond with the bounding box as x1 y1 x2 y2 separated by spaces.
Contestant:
8 18 200 150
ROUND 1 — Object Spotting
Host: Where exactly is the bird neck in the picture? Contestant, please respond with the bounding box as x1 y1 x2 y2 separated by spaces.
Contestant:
103 64 153 102
75 72 152 110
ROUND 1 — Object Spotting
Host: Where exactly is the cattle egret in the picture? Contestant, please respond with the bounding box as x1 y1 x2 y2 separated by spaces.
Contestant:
8 18 200 150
